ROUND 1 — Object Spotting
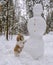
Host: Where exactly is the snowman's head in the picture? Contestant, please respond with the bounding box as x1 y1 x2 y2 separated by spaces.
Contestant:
33 4 43 16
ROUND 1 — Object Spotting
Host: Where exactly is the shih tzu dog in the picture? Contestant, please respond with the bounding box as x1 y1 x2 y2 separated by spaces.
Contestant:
14 33 25 56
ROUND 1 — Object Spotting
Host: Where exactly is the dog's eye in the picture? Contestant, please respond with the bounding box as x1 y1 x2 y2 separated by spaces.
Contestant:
23 42 24 44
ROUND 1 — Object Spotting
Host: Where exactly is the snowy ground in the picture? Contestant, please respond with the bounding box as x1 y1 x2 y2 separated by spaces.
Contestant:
0 32 53 65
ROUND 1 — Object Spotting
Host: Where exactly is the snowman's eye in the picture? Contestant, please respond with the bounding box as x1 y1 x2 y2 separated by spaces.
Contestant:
34 23 36 25
34 30 36 32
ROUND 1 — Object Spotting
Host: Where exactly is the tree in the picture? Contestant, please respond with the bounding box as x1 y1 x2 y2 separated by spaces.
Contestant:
0 3 3 35
0 0 15 40
5 0 8 40
26 0 34 18
50 11 53 31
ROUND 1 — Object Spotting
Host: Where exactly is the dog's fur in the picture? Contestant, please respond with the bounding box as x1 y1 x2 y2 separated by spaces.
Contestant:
14 33 24 56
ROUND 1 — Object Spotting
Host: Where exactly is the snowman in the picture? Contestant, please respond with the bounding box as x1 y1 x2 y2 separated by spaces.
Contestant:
23 4 46 59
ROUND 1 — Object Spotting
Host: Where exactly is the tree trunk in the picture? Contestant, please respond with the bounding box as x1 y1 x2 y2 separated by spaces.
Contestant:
6 0 8 40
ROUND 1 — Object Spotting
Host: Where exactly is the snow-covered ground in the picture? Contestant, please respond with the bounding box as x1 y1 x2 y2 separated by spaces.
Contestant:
0 32 53 65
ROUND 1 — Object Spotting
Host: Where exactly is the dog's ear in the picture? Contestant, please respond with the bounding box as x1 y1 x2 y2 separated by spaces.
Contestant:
20 36 24 41
16 34 20 41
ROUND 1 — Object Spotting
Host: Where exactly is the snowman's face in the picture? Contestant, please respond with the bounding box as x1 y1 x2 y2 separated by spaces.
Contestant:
33 4 43 16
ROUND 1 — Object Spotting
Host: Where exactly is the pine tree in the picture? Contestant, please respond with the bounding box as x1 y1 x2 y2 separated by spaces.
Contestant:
0 0 15 40
0 3 3 35
50 11 53 31
45 11 53 34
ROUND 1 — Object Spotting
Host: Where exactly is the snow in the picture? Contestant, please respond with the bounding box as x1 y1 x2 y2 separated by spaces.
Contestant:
0 33 53 65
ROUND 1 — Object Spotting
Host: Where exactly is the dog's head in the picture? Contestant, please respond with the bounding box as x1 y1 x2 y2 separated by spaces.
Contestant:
16 33 24 41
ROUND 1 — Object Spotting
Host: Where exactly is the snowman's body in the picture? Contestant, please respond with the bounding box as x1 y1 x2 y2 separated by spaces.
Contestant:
23 4 46 59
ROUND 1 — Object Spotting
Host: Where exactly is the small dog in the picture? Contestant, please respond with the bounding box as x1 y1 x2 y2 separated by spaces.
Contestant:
14 33 25 56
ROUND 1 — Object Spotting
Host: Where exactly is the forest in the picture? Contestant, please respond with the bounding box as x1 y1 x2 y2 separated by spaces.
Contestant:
0 0 53 40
